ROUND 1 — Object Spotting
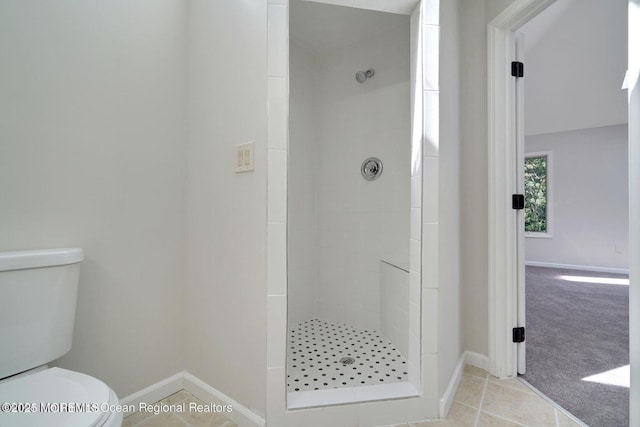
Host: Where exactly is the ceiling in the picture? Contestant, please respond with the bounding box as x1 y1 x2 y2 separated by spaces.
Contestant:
290 0 409 55
520 0 628 136
297 0 418 15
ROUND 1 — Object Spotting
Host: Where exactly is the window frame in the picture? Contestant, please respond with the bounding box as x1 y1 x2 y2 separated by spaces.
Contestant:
524 150 553 239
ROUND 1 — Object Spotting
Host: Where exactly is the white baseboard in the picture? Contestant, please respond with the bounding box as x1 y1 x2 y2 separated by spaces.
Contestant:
439 354 465 418
119 371 185 416
464 351 489 372
183 372 265 427
118 371 265 427
525 261 629 275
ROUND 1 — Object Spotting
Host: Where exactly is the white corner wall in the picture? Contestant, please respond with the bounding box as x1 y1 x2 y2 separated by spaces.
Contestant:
185 0 268 418
0 0 187 397
525 125 629 271
438 0 462 401
459 0 492 359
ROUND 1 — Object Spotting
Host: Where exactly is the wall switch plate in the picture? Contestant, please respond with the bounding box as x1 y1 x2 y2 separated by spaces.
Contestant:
235 142 255 173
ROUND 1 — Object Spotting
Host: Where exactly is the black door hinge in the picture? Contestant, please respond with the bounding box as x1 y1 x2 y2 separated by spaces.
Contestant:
512 194 525 210
513 327 525 343
511 61 524 78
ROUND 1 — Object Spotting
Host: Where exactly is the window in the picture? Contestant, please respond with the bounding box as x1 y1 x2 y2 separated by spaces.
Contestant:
524 151 552 237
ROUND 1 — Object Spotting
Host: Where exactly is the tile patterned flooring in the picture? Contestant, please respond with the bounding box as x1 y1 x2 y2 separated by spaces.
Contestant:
122 390 236 427
390 365 584 427
123 365 583 427
287 319 409 392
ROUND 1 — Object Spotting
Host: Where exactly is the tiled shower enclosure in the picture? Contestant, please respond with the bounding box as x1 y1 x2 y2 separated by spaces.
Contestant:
266 0 442 424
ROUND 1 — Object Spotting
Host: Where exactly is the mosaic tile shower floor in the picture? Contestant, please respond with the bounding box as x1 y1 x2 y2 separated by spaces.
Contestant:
287 319 409 392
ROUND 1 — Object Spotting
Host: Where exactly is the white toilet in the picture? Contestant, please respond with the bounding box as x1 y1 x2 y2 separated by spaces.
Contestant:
0 248 122 427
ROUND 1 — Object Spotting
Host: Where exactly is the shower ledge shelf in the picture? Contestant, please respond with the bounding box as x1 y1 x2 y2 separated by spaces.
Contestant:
287 381 420 410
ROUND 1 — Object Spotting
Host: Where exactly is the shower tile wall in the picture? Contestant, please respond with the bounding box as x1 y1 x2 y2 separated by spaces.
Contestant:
316 24 410 331
289 43 318 326
289 22 410 332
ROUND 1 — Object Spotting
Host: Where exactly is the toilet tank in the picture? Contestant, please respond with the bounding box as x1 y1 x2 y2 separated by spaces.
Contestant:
0 248 84 379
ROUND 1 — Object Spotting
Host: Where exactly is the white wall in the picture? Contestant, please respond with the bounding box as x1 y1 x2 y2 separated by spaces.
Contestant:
288 43 319 327
0 0 458 419
525 125 629 270
0 0 187 397
459 0 493 358
438 0 463 397
185 0 268 417
313 24 411 331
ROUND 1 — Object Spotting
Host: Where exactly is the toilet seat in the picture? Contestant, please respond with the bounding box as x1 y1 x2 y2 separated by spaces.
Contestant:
0 367 122 427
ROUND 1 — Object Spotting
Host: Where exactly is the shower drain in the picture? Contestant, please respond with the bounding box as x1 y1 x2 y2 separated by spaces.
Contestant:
339 356 355 366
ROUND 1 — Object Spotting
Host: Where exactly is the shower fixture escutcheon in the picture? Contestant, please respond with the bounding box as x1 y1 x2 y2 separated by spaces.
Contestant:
361 157 383 181
355 68 375 83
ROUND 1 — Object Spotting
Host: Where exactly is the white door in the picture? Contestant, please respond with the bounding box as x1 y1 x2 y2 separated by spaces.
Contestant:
515 32 526 375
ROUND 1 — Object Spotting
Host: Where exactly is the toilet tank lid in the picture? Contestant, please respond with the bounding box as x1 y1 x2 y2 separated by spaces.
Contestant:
0 248 84 272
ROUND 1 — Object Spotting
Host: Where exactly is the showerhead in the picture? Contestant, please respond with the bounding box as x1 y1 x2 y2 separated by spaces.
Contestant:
355 68 375 83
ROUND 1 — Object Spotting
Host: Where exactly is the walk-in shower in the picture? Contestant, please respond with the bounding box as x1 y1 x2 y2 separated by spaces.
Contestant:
287 0 417 409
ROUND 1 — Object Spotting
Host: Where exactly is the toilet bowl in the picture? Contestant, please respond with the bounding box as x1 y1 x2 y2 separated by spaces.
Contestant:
0 248 123 427
0 367 123 427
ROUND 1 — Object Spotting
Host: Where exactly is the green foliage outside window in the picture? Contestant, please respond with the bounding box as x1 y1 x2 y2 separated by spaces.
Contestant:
524 156 547 233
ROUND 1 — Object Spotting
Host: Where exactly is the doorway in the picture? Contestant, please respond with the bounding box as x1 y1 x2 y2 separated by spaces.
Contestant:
487 0 638 425
516 2 629 425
